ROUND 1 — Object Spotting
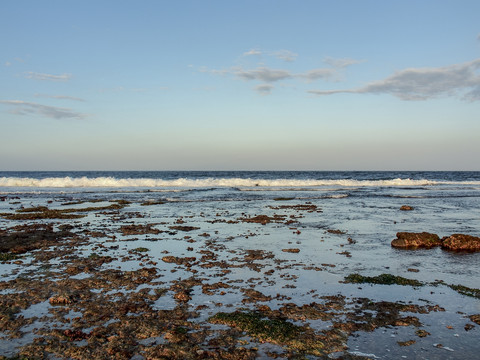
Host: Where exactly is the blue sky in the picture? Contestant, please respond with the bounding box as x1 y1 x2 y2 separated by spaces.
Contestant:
1 0 479 170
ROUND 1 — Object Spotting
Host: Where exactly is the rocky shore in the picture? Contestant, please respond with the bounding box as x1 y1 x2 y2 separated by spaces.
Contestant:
0 198 479 359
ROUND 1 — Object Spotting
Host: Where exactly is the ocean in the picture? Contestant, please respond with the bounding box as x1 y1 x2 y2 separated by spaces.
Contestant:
2 170 480 203
1 171 479 359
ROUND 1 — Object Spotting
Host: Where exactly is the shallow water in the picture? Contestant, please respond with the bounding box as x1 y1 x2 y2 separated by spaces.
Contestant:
0 171 479 358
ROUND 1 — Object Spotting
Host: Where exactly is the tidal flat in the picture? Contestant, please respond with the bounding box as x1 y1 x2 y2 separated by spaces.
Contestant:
1 190 480 359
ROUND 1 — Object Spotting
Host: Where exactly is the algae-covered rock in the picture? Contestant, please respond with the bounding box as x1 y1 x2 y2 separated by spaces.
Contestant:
208 310 344 356
391 232 441 249
344 273 423 287
441 234 480 252
0 224 75 254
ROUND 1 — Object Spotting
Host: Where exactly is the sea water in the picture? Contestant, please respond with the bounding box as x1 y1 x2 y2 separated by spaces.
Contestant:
1 171 480 283
1 171 479 359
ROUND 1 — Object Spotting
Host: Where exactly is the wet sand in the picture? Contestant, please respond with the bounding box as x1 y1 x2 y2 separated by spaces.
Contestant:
0 196 479 359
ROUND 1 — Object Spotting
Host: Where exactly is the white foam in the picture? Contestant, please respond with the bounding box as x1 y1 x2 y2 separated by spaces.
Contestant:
0 176 467 189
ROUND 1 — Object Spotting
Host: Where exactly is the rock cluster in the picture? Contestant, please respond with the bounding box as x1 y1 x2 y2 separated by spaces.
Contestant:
391 232 480 252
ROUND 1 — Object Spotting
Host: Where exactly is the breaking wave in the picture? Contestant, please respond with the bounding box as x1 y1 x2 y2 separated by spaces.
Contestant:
1 176 477 188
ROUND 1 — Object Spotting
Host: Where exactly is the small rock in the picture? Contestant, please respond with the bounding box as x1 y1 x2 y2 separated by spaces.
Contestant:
415 329 430 337
397 340 416 346
282 248 300 253
168 225 200 232
441 234 480 252
174 291 191 302
49 295 74 305
327 229 346 235
400 205 414 211
470 314 480 325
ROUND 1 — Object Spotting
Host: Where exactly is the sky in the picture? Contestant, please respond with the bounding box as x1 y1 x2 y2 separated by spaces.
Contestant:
1 0 480 171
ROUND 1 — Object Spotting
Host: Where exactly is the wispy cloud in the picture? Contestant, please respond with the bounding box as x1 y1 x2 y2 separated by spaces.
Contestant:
24 71 72 82
300 68 338 82
209 65 339 94
5 58 25 66
308 58 480 101
233 66 292 83
243 48 262 57
34 94 85 102
243 48 298 62
323 56 364 68
272 50 298 62
254 84 274 95
204 51 362 95
212 65 349 86
0 100 86 120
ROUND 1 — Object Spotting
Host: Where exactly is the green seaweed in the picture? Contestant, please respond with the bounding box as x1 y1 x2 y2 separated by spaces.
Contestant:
433 280 480 299
140 200 166 206
208 310 334 356
174 326 188 334
344 273 480 299
209 311 302 344
16 206 50 213
344 273 423 287
447 284 480 298
61 199 105 205
113 199 131 206
0 253 20 262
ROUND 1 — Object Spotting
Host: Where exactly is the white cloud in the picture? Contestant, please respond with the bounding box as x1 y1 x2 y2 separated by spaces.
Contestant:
243 49 262 57
309 58 480 101
24 72 72 82
5 61 11 67
34 94 85 102
254 84 274 95
0 100 86 120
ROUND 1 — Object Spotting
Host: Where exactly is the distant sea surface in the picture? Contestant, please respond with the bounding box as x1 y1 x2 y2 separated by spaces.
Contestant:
1 170 479 196
0 171 480 208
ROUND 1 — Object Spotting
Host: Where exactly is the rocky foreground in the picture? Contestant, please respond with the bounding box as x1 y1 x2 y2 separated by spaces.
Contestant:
0 199 479 359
